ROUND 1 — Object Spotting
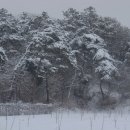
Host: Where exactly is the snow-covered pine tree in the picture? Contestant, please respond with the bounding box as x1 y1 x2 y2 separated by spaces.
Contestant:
71 33 118 99
15 13 77 103
0 8 24 54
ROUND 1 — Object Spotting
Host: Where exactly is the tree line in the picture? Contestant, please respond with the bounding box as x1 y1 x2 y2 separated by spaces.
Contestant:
0 7 130 108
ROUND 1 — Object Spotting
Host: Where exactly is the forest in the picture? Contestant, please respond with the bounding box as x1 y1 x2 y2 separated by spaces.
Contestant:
0 7 130 109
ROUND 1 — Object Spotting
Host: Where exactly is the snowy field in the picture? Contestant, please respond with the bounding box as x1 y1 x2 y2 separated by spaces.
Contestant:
0 109 130 130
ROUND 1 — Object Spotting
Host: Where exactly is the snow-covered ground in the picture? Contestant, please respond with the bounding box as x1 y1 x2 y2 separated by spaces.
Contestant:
0 109 130 130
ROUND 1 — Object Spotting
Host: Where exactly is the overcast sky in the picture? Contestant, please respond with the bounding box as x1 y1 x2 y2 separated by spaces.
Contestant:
0 0 130 27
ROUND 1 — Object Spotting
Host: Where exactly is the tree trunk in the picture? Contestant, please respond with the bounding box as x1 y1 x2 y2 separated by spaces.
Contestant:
45 72 49 104
100 80 104 100
31 76 36 103
15 86 18 102
61 81 65 105
18 86 21 101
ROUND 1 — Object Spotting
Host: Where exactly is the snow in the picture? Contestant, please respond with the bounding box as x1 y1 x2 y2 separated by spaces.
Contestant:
68 51 77 67
96 60 117 74
14 42 32 71
94 49 113 61
50 67 58 73
70 32 118 80
42 59 52 67
8 34 24 41
59 65 68 69
0 47 8 61
0 47 6 55
84 34 104 45
95 60 117 80
53 41 68 50
87 43 102 50
0 110 130 130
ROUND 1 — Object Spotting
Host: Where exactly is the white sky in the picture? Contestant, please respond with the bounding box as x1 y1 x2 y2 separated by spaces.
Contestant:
0 0 130 27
